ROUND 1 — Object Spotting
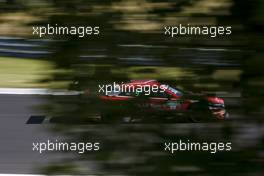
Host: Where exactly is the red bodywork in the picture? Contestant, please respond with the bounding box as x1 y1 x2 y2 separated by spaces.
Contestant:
99 80 227 120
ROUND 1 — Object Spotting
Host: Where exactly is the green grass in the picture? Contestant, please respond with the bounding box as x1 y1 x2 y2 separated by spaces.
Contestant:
0 57 53 88
111 66 195 80
0 57 242 89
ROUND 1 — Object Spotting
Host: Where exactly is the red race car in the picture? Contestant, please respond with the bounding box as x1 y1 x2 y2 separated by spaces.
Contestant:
99 80 229 123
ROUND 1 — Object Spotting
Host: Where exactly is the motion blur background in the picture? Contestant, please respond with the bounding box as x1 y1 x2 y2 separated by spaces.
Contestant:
0 0 263 175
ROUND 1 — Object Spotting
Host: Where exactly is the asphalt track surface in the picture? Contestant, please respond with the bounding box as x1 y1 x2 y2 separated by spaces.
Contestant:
0 94 65 174
0 93 245 174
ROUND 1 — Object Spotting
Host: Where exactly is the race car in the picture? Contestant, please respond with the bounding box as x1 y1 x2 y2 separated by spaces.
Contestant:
99 80 229 122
